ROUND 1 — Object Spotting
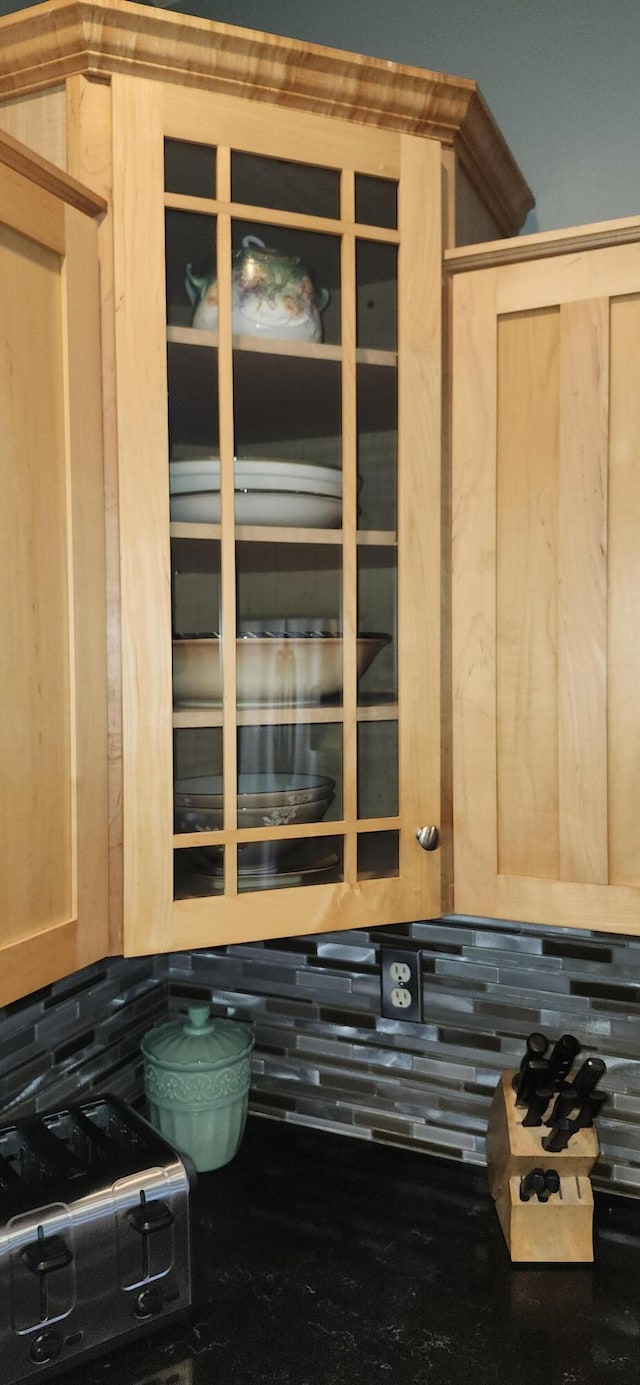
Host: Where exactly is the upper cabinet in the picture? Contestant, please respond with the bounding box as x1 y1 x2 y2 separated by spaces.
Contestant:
450 220 640 935
0 129 110 1004
0 0 531 960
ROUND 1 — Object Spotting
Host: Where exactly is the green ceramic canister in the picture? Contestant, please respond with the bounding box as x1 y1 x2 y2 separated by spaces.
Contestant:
141 1006 254 1172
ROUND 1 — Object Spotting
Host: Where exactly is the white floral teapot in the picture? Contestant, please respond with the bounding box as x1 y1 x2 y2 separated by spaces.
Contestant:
185 235 330 343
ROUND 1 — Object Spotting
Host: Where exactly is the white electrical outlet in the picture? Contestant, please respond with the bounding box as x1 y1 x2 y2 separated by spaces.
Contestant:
380 947 422 1021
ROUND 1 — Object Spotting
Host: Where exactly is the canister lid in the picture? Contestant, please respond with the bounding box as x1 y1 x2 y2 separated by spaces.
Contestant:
141 1005 253 1070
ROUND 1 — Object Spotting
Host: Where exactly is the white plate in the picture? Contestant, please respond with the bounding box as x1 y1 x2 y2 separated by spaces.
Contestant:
170 490 342 528
169 459 342 497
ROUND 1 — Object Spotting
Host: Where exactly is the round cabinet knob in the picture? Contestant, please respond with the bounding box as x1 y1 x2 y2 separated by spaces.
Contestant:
134 1287 164 1318
416 825 439 852
29 1330 62 1364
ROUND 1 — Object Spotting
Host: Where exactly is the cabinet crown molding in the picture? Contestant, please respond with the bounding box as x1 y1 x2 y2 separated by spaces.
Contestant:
0 0 533 234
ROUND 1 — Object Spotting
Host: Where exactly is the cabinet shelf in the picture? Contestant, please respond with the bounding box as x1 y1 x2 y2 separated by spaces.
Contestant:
167 324 397 368
173 702 398 728
170 522 397 546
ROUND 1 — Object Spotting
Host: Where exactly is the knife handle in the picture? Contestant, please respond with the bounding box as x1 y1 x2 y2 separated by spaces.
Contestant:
512 1032 549 1090
521 1086 553 1127
515 1057 551 1107
537 1168 561 1203
576 1090 609 1128
573 1056 606 1096
545 1086 579 1126
519 1167 546 1202
546 1033 581 1086
541 1117 580 1153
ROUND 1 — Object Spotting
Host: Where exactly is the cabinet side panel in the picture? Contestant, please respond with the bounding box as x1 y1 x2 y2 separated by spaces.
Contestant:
608 293 640 886
111 75 174 951
496 308 560 879
0 222 72 940
456 162 504 246
0 87 66 168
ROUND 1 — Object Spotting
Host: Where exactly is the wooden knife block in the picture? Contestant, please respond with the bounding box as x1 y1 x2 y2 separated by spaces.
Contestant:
486 1071 599 1263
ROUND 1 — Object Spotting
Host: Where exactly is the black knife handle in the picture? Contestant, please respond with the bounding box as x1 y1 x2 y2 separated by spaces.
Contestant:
572 1056 606 1096
519 1167 546 1202
546 1034 581 1087
537 1168 561 1202
545 1087 579 1127
515 1057 550 1107
576 1090 609 1128
521 1086 553 1127
512 1032 549 1090
541 1117 580 1153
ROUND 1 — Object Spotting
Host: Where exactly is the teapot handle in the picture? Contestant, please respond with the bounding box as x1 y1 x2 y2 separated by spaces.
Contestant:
242 235 267 250
316 287 331 312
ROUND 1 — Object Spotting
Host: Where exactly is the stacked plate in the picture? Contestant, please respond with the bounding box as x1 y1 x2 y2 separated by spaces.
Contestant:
169 456 342 528
175 771 336 873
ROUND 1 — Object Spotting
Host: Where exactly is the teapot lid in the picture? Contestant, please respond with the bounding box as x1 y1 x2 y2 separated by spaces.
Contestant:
141 1005 253 1070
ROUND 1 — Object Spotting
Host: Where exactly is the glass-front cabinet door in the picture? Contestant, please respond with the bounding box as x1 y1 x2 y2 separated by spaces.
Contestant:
114 77 443 953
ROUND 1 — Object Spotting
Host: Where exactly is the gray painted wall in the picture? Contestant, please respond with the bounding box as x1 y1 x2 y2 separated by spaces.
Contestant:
159 0 640 235
2 0 638 231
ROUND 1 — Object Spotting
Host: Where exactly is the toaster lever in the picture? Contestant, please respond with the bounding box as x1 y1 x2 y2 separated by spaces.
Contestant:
21 1227 73 1277
21 1226 74 1325
127 1192 174 1236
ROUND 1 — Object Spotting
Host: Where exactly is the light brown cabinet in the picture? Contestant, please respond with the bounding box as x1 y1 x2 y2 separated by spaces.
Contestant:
0 130 110 1004
0 0 530 969
450 220 640 934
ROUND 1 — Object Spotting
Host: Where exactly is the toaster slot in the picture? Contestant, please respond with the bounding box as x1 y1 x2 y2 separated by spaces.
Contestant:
42 1109 113 1177
80 1100 147 1172
0 1127 51 1194
23 1124 86 1184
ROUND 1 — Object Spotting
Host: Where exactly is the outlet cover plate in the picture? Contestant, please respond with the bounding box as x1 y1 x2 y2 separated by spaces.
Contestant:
380 947 422 1022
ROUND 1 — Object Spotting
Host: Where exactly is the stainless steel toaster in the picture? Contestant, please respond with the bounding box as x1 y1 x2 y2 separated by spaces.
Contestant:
0 1094 194 1384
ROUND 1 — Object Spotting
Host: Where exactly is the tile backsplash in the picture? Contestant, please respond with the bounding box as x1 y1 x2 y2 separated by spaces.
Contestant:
167 917 640 1197
1 917 639 1197
0 955 167 1118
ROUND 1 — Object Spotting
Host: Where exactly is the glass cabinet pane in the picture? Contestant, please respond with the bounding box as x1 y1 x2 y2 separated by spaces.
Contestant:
235 542 342 705
229 220 339 346
358 831 399 880
232 152 340 220
357 547 397 705
358 722 398 818
165 139 216 199
355 174 397 229
356 240 397 352
233 352 341 467
166 209 216 329
357 362 397 533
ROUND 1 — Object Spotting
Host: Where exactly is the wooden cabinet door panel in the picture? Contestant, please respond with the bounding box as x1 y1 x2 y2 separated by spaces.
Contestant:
0 135 109 1002
452 236 640 933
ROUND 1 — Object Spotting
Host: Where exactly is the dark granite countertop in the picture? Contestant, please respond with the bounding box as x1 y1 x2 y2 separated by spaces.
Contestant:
53 1117 640 1385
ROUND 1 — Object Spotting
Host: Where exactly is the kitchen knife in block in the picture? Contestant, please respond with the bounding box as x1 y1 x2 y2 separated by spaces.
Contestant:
486 1072 598 1263
501 1175 594 1263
